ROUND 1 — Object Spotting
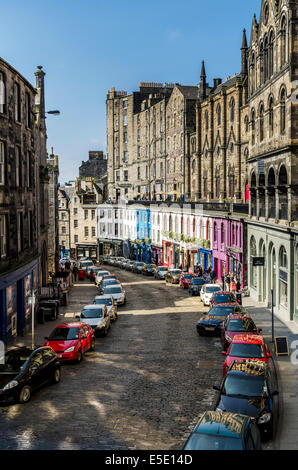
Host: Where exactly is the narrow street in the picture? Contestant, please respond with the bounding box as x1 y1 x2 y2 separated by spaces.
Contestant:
0 267 273 450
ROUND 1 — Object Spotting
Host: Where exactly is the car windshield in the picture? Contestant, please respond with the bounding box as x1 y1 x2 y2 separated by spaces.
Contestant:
209 307 235 317
93 298 113 306
0 349 32 372
136 263 142 266
192 279 205 285
228 319 255 332
81 308 103 318
159 267 168 271
81 261 93 267
104 286 122 294
48 327 79 341
214 294 233 303
229 343 265 359
206 286 221 293
97 272 110 277
103 280 118 286
184 275 193 279
171 270 181 275
223 373 266 397
184 433 242 450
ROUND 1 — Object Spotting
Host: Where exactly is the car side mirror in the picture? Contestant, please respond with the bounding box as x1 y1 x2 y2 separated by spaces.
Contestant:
221 351 227 355
44 336 49 340
213 385 220 391
267 353 272 358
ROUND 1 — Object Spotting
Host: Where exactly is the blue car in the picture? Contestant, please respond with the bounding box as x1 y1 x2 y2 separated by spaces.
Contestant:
183 411 262 450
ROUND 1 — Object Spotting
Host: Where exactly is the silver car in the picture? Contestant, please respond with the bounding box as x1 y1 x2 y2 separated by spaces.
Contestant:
154 266 169 280
103 285 126 305
95 270 111 286
93 294 118 321
76 304 111 336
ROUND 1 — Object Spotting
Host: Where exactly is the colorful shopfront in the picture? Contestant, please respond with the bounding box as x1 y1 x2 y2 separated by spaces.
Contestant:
0 258 39 345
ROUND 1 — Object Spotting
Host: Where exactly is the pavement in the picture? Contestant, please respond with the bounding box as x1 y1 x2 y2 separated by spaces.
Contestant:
242 295 298 450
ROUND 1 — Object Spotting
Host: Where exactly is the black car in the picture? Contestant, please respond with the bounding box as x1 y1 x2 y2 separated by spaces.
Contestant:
183 410 262 450
213 360 278 440
188 277 205 296
142 264 157 276
0 346 61 405
165 269 182 284
196 304 243 336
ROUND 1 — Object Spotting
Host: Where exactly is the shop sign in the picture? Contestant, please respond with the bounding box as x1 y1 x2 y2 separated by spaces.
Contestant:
6 284 17 336
252 257 265 266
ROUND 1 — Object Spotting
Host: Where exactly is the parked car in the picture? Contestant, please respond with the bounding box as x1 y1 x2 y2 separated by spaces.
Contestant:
200 284 222 305
196 304 245 336
221 314 261 351
93 294 118 321
188 277 205 295
44 322 95 362
95 270 111 286
125 260 135 271
79 260 94 271
132 261 144 274
213 360 278 440
165 269 182 284
0 346 61 405
179 273 194 288
222 334 272 376
108 257 117 266
76 305 111 337
211 291 238 306
183 410 262 450
102 256 110 265
115 257 125 267
154 266 169 280
142 263 158 276
103 285 126 305
98 278 120 295
121 259 129 269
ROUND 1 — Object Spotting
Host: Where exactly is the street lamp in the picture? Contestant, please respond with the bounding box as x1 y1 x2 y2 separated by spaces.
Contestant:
28 290 36 350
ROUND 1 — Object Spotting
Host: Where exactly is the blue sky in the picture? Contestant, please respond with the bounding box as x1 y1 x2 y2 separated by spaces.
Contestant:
2 0 262 183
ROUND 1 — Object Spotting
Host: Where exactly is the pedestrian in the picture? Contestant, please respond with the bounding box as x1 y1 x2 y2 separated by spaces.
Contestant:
72 265 78 282
236 279 241 292
230 277 237 293
225 273 231 291
210 269 216 284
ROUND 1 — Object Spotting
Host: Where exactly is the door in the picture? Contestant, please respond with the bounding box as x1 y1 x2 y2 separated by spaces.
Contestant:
28 350 47 389
80 326 89 353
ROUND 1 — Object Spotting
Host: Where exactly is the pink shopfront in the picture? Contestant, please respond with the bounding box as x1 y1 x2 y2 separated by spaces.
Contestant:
212 218 247 289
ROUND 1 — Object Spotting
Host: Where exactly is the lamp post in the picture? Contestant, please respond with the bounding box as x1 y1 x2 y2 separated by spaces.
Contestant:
29 291 36 350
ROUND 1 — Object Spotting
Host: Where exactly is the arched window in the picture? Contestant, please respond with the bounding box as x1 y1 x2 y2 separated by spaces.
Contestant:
279 245 288 307
280 88 286 133
264 36 269 82
193 218 196 236
267 167 276 218
175 216 178 233
281 16 287 67
250 172 257 216
169 214 172 232
192 159 196 171
269 96 274 137
221 223 225 245
0 72 6 114
206 220 210 240
259 42 264 85
187 217 190 235
180 215 183 234
251 109 256 145
230 98 235 122
215 175 220 199
278 165 288 220
244 115 249 133
269 30 275 77
217 104 221 126
250 236 257 288
205 110 209 130
214 222 217 242
259 103 264 141
200 219 203 238
250 53 255 94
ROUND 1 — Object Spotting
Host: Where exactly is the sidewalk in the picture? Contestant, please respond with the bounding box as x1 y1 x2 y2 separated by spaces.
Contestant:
242 296 298 450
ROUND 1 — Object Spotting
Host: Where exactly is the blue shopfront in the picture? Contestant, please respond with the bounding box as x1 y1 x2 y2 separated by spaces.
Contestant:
0 258 39 345
198 248 213 270
136 240 152 264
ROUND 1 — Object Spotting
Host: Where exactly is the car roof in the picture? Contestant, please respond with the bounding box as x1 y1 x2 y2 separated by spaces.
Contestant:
196 411 248 437
55 322 81 328
232 334 264 345
214 291 234 295
229 359 267 375
227 314 253 321
93 294 113 299
82 304 104 309
210 303 239 308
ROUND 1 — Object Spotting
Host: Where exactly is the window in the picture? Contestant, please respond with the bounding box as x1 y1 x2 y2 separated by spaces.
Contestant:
251 109 255 145
17 212 24 253
25 93 31 128
74 219 78 228
217 104 221 126
137 128 140 142
269 96 274 137
230 98 235 122
14 83 21 122
91 209 95 220
281 16 287 67
123 151 128 162
244 115 249 133
250 236 257 288
123 99 128 109
28 210 33 248
61 226 66 234
280 88 286 133
160 162 163 176
92 227 96 237
124 170 128 181
0 214 7 258
123 131 128 143
74 207 78 215
137 167 141 179
116 170 120 182
259 104 264 141
27 152 32 187
279 246 288 307
205 110 209 130
61 212 66 221
84 227 89 237
0 141 4 185
74 235 78 243
123 114 127 126
0 72 6 114
213 222 217 243
84 210 88 220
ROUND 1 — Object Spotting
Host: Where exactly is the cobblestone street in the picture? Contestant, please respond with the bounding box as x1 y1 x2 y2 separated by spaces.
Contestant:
0 267 274 450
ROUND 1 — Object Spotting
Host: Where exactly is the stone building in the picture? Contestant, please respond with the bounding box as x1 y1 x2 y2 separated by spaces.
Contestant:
79 151 107 181
47 148 59 272
246 0 298 322
0 59 48 344
58 187 71 257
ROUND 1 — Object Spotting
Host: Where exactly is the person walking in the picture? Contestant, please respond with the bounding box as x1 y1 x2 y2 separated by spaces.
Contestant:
225 273 231 291
236 279 241 292
230 277 237 294
72 265 78 282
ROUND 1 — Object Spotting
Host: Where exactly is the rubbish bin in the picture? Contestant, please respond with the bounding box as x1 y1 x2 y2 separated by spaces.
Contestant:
236 293 242 305
43 308 54 321
38 307 45 324
61 291 68 306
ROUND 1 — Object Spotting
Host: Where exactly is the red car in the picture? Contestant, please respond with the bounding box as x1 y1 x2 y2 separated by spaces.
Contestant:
179 273 194 288
222 333 272 376
221 314 262 351
44 322 95 363
211 291 238 306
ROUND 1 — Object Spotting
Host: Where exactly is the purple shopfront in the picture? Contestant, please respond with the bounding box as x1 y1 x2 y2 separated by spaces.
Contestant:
212 218 246 289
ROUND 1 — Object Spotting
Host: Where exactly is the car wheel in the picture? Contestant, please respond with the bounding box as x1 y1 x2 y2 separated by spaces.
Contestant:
19 385 32 404
77 349 83 363
198 331 205 337
53 368 61 384
90 338 96 351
